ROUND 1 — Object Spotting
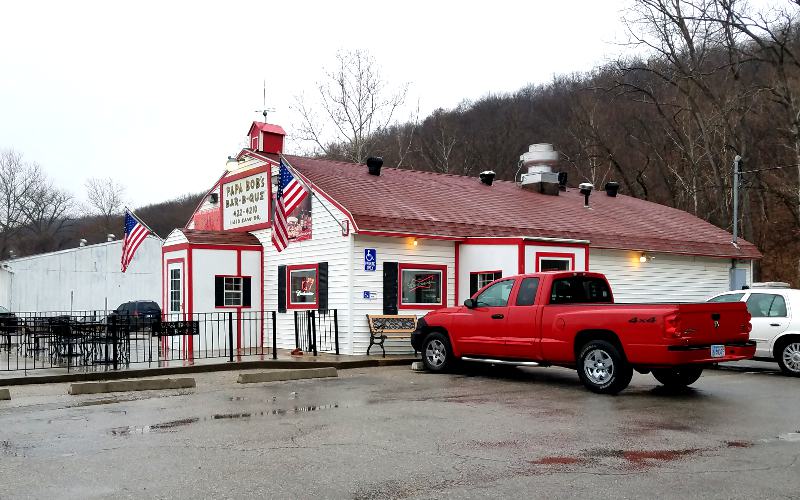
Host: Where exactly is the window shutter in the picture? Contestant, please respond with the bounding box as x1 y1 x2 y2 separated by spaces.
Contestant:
469 274 479 298
317 262 328 312
242 277 252 308
277 265 287 313
215 276 224 307
383 262 398 315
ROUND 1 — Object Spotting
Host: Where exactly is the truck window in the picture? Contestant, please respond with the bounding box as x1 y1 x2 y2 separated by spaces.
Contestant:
708 293 745 303
515 278 540 306
746 293 788 318
476 280 514 307
550 277 612 304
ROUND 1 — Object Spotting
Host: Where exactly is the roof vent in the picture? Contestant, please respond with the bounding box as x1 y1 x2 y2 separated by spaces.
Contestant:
605 181 620 197
579 183 594 208
519 144 560 195
209 192 219 204
366 157 384 176
79 238 87 247
479 171 496 186
107 234 115 242
557 172 568 191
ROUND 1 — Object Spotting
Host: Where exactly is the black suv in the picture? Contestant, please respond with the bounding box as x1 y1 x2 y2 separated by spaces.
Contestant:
108 301 161 331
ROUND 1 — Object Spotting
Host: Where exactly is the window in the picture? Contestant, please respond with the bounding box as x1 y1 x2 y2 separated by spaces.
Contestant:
470 271 502 297
539 258 572 272
708 293 745 303
223 277 243 306
746 293 788 318
399 264 446 308
288 265 318 308
169 268 181 312
515 278 540 306
476 279 515 307
550 277 612 304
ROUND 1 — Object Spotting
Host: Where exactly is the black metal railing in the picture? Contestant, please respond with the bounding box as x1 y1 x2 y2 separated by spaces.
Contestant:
0 310 279 374
293 309 339 355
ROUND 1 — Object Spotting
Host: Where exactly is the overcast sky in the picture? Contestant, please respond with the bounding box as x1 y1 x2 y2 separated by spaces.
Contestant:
1 1 649 207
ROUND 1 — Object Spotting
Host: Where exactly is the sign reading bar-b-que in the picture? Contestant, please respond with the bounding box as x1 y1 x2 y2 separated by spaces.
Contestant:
222 171 269 230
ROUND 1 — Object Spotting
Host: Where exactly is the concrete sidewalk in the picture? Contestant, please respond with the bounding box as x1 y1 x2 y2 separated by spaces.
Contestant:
0 350 416 386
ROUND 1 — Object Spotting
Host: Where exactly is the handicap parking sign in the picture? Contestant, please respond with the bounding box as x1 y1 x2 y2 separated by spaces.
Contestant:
364 248 377 271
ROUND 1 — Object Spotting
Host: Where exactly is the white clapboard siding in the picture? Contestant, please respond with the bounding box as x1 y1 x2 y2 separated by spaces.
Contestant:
253 192 353 353
352 235 455 355
589 248 753 303
163 229 189 247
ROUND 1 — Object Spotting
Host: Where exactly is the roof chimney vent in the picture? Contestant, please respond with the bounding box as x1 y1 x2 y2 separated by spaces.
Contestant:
519 144 560 195
479 170 496 186
107 234 115 242
79 238 88 247
605 181 620 197
557 172 568 191
366 157 384 176
579 183 594 208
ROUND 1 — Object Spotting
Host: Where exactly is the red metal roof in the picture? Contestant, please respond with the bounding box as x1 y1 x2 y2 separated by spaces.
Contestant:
275 154 761 259
181 229 261 247
248 122 286 136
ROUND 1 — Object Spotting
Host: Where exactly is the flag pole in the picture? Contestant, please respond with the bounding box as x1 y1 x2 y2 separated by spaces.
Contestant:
278 154 349 234
125 206 164 241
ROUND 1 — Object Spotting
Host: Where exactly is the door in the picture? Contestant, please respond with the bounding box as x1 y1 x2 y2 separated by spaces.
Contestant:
505 277 543 359
745 293 789 357
454 279 515 357
167 264 183 321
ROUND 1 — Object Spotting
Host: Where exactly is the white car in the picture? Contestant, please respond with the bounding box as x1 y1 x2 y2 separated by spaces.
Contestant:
708 284 800 376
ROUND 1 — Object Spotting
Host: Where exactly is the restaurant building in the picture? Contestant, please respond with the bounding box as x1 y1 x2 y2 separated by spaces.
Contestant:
161 121 761 355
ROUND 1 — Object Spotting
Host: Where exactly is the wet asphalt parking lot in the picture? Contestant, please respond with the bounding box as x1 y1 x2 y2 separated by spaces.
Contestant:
0 361 799 499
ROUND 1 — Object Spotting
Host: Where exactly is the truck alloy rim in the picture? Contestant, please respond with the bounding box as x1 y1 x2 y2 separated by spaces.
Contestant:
584 349 614 385
425 339 446 368
783 343 800 372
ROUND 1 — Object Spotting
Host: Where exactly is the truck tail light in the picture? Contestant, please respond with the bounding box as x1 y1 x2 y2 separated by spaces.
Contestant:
664 313 682 338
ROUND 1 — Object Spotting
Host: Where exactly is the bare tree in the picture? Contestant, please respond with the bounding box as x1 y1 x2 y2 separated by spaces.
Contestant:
0 150 41 258
85 177 125 233
294 49 408 163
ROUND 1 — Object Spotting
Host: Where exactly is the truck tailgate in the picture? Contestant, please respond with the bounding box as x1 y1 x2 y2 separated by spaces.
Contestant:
673 302 751 345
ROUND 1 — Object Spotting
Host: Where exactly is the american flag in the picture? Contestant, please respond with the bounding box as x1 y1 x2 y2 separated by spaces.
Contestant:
121 209 152 272
272 159 309 252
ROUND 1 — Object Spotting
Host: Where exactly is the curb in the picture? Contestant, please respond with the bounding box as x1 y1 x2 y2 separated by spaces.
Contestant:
237 367 337 384
0 357 415 387
68 377 196 395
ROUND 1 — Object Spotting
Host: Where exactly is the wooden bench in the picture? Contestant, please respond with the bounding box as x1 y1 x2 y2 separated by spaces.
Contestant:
366 314 418 357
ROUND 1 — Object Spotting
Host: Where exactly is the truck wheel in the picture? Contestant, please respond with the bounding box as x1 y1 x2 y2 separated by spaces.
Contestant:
422 333 455 373
651 366 703 388
577 340 632 395
776 340 800 377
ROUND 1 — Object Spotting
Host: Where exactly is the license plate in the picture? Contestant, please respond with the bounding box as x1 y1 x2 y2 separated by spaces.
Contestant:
711 345 725 358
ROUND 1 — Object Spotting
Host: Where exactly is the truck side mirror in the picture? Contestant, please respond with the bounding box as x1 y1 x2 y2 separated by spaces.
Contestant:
463 298 477 309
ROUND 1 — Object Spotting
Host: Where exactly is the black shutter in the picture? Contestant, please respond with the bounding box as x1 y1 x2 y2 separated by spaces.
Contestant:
277 265 287 313
317 262 328 312
242 277 252 307
215 276 224 307
469 273 479 298
383 262 398 315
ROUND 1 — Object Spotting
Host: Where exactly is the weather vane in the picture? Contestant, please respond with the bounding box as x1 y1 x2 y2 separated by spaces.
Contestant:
255 79 276 122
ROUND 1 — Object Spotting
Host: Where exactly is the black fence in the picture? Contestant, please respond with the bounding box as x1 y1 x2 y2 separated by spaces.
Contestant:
0 310 279 374
293 310 340 355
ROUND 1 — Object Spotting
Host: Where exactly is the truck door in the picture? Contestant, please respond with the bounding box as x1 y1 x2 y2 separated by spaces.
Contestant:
505 277 543 359
745 293 789 357
456 279 514 357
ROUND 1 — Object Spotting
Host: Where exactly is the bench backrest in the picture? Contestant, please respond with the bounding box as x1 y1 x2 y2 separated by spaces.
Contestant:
367 315 417 334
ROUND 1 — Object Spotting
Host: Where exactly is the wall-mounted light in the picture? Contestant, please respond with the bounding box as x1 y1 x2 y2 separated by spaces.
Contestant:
639 252 654 263
225 155 245 171
413 238 419 247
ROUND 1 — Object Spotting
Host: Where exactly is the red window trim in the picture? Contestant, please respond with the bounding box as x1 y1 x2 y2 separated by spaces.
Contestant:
535 252 576 272
286 263 319 310
214 274 252 309
398 263 448 310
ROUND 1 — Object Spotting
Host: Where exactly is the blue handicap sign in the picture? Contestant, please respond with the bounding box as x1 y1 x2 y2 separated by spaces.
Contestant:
364 248 377 271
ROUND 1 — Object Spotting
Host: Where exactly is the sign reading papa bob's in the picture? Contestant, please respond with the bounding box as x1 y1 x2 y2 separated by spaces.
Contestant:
222 171 269 230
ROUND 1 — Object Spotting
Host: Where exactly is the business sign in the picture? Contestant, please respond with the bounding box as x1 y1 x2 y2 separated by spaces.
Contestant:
364 248 376 271
222 171 268 230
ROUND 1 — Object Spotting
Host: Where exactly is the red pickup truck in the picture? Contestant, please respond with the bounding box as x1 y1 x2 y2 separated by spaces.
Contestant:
410 272 755 394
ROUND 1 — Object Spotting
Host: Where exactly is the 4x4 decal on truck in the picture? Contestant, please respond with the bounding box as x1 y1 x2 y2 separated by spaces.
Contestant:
628 317 657 324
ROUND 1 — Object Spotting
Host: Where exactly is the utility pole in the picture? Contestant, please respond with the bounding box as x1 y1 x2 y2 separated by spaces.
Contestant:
732 155 741 245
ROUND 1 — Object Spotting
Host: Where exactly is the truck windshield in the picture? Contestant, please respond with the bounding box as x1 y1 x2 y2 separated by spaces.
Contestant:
550 277 612 304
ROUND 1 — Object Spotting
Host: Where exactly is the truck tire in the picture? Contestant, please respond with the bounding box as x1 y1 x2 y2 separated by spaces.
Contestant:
421 332 455 373
776 339 800 377
577 340 632 395
651 366 703 388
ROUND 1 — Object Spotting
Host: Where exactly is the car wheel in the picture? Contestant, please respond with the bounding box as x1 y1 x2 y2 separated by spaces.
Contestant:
651 366 704 388
422 332 455 372
776 339 800 377
577 340 632 395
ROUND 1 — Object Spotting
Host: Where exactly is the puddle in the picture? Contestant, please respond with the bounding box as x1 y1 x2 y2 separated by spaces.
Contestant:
726 440 753 448
108 403 340 436
74 398 123 407
530 456 585 466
